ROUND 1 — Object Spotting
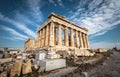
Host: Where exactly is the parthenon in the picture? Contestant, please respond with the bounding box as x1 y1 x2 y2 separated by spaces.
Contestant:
24 13 90 52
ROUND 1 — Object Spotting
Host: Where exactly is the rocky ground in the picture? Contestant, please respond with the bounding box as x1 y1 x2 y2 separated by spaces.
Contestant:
87 51 120 77
1 50 120 77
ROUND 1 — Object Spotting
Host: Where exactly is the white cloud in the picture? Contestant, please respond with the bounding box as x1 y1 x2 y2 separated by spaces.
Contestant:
68 0 120 36
26 0 43 22
0 13 36 38
49 0 55 4
2 26 28 40
14 12 39 27
49 0 64 7
58 0 64 7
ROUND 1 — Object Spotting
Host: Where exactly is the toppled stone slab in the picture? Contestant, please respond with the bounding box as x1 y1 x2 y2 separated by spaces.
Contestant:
0 58 12 64
10 60 22 77
97 48 107 53
74 49 95 57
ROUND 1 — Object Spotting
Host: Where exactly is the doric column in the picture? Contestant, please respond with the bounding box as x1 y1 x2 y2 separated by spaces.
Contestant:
43 28 45 47
65 26 69 46
54 26 56 45
38 31 40 48
70 28 74 47
58 24 62 45
83 33 86 48
45 25 48 46
85 34 90 48
39 30 41 48
79 32 84 48
75 30 79 48
40 30 42 47
41 29 43 47
49 21 55 46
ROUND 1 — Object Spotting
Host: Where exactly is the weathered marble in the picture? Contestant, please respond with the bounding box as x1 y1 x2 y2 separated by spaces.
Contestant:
24 13 90 52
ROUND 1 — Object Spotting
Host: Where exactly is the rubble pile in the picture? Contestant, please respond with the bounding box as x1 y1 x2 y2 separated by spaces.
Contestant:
0 47 111 77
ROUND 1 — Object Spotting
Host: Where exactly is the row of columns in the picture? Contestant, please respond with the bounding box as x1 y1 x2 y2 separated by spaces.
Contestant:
37 21 89 48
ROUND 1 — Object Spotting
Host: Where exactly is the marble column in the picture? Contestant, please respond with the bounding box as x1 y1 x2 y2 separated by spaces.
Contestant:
85 34 89 48
49 21 55 46
43 28 45 47
58 24 62 45
70 28 74 47
65 26 69 46
54 26 56 45
38 31 41 47
45 25 48 46
75 30 79 48
83 33 86 48
41 29 43 47
40 30 42 47
79 32 83 48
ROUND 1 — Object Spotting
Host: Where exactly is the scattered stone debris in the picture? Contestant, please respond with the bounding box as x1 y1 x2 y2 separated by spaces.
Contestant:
0 47 118 77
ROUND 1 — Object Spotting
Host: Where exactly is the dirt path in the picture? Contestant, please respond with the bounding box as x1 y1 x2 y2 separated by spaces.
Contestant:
87 51 120 77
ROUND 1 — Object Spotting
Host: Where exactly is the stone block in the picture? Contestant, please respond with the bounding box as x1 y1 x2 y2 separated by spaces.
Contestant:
10 60 22 77
97 48 107 52
22 53 27 60
0 58 12 64
47 54 61 59
74 49 95 56
39 59 66 71
22 59 32 75
35 52 46 60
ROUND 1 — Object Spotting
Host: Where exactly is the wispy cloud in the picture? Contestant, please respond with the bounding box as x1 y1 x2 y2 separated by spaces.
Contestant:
68 0 120 36
26 0 43 22
14 11 39 27
58 0 64 7
0 13 36 38
1 26 28 40
49 0 64 7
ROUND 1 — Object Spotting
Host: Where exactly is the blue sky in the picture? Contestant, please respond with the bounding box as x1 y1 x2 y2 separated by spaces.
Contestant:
0 0 120 49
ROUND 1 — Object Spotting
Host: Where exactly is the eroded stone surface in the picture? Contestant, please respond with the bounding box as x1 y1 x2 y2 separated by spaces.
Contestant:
22 59 32 75
24 13 90 52
10 60 22 77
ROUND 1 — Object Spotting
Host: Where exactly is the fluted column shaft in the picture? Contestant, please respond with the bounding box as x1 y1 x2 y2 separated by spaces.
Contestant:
65 26 69 46
83 33 86 48
79 32 83 48
43 28 46 47
45 25 49 46
40 30 42 47
70 29 74 47
58 24 62 45
49 21 55 46
85 34 90 48
75 30 79 48
38 31 41 47
41 29 44 47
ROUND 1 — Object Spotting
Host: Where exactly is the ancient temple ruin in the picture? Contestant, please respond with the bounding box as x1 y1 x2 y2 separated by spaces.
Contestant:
24 13 90 52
